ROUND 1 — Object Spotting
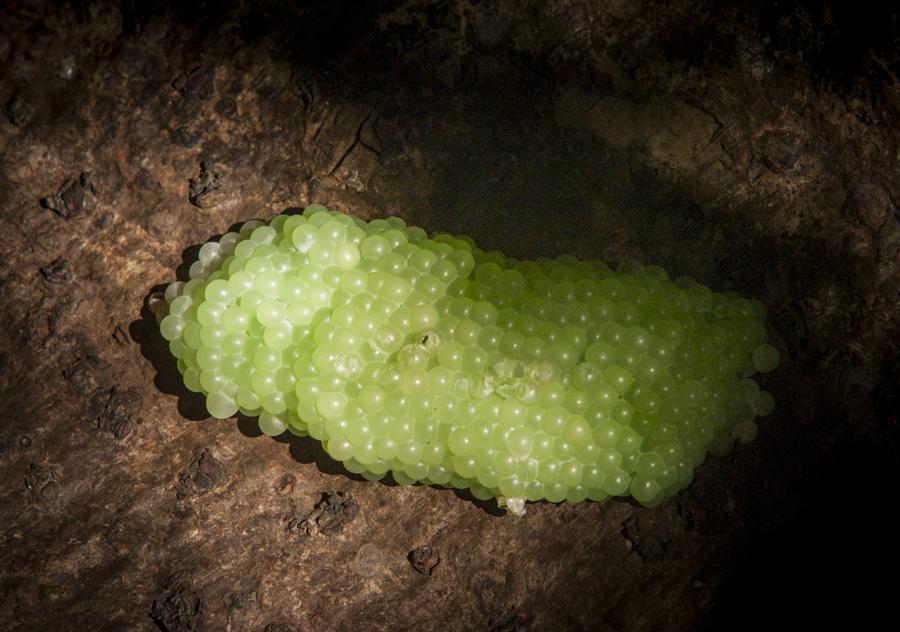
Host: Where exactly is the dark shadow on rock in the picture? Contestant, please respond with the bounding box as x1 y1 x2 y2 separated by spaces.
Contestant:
174 244 201 282
131 227 269 422
286 433 367 481
699 432 899 630
270 431 292 445
287 436 512 515
129 283 208 421
235 414 263 438
447 487 506 517
279 431 505 515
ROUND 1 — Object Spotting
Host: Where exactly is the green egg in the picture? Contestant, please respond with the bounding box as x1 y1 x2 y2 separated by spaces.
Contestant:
161 205 779 513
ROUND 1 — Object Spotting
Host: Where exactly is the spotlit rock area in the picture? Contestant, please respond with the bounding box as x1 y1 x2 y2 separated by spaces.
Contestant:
0 2 897 630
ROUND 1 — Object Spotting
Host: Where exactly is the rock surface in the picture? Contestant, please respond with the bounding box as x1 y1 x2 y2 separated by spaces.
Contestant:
0 1 897 630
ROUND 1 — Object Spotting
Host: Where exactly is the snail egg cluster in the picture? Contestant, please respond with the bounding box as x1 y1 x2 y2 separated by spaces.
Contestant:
160 205 779 509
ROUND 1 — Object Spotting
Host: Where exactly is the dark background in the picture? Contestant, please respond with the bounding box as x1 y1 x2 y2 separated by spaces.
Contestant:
0 1 897 630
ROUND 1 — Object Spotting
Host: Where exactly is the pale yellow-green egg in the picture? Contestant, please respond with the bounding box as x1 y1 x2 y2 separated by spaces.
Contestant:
161 204 780 512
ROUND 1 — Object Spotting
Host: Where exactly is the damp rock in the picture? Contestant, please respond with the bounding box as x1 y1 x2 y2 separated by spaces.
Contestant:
408 546 440 575
621 517 669 562
314 491 359 534
286 513 316 538
488 609 530 632
90 386 142 440
5 96 34 126
677 484 736 535
290 67 339 110
188 162 229 208
41 172 98 219
288 491 358 537
176 448 227 499
760 131 805 174
843 181 894 230
0 33 11 63
24 463 60 500
214 97 237 120
112 324 130 345
57 54 77 80
40 258 70 284
224 589 259 615
63 354 103 394
170 126 202 148
272 473 296 496
150 571 205 632
172 66 215 100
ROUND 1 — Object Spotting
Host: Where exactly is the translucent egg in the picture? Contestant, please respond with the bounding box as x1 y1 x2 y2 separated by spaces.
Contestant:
161 206 779 511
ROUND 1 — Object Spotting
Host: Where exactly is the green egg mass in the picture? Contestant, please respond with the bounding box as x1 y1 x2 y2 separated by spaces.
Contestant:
160 204 780 513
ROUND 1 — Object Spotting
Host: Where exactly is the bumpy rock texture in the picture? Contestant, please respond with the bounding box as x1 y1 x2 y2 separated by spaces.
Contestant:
0 1 897 630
